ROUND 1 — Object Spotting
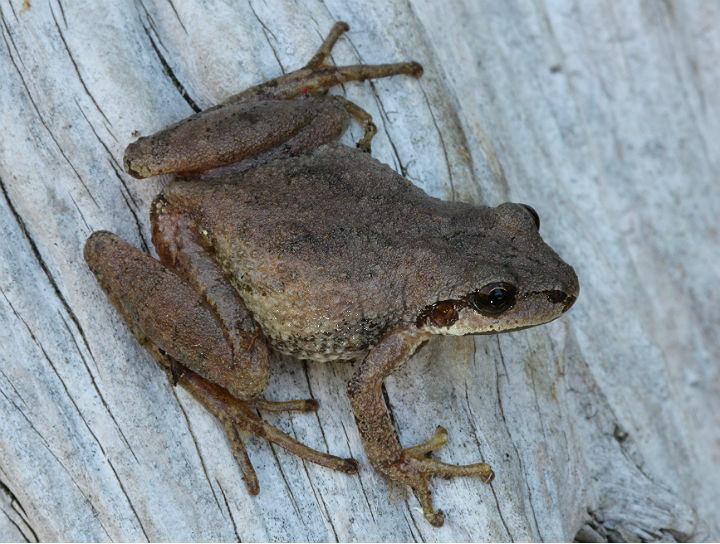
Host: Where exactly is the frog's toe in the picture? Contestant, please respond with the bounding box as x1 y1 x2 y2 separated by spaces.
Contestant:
250 397 319 412
406 455 495 483
404 425 448 457
401 426 494 482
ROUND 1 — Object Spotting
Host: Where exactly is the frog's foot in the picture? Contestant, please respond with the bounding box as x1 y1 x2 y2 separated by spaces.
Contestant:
177 366 358 494
262 21 422 100
302 21 423 79
391 427 494 527
334 96 377 152
254 22 421 151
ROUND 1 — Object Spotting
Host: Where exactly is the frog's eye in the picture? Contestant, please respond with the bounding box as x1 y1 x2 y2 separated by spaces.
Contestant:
468 282 517 315
520 204 540 230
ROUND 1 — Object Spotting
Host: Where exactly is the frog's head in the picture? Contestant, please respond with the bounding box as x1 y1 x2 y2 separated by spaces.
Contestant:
416 202 579 336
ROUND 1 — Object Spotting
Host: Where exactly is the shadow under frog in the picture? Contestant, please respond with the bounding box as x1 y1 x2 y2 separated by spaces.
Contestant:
84 22 579 527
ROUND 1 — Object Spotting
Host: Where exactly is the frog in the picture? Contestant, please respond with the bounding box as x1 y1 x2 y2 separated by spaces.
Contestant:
84 21 579 527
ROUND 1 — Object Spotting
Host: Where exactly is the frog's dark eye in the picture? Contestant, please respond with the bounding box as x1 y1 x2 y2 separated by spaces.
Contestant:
468 282 517 315
520 204 540 230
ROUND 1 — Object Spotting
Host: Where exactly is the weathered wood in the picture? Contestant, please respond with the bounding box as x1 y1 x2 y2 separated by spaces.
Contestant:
1 0 718 541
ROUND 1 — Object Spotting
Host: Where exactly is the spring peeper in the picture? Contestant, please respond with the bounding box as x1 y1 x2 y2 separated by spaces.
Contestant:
84 22 578 527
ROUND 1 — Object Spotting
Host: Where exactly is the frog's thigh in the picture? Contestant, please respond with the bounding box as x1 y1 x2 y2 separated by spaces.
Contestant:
84 231 268 400
124 97 349 179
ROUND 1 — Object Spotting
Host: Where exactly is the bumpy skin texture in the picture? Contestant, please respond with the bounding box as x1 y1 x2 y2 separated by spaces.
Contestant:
84 231 270 400
156 143 577 362
124 98 349 178
84 21 578 527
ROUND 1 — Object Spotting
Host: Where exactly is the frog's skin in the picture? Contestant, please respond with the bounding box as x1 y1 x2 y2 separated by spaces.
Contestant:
84 22 579 527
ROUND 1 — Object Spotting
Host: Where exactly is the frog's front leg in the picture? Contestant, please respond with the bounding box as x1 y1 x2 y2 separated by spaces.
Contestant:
347 330 494 527
84 232 358 493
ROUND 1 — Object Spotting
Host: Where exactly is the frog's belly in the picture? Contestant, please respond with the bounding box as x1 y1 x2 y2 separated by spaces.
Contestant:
237 283 392 362
256 315 388 362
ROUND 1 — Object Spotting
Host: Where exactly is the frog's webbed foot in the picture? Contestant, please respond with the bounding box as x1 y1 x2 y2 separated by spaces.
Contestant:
390 427 494 527
172 363 358 495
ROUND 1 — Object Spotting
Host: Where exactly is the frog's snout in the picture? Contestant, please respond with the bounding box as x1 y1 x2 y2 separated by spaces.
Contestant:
546 290 577 313
545 265 579 314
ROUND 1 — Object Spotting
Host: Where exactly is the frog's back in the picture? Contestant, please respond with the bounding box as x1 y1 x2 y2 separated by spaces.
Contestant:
163 144 488 360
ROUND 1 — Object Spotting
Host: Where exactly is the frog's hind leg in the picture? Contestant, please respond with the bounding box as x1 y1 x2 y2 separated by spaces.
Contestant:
255 21 423 101
85 231 358 495
171 363 358 494
303 21 350 70
142 342 357 494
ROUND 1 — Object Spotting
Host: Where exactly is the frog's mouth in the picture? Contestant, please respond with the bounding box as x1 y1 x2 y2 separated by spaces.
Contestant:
416 287 578 337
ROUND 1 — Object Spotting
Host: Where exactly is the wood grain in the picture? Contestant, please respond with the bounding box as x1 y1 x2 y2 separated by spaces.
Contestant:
1 0 717 540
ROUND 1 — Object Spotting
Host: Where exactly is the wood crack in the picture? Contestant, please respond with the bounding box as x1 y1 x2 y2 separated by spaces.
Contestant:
171 389 222 511
106 457 150 541
463 380 513 541
265 441 305 525
57 312 138 461
55 0 67 27
1 173 135 464
0 172 97 370
216 480 241 542
419 86 456 201
247 0 285 75
337 36 409 176
0 388 112 540
165 0 187 33
339 421 375 521
141 24 200 112
301 361 331 453
0 21 99 208
107 160 151 252
494 337 542 538
403 500 425 542
0 507 30 542
51 7 113 127
0 478 38 542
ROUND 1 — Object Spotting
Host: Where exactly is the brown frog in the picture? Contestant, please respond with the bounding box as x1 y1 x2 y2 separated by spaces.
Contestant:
84 22 578 527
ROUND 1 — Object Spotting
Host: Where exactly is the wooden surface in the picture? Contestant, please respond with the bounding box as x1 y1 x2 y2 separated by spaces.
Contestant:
1 0 718 541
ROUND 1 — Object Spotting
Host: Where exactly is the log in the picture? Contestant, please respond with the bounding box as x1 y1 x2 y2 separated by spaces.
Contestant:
0 0 717 540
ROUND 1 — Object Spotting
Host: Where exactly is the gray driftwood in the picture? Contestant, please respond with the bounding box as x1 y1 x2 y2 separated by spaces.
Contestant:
1 1 718 541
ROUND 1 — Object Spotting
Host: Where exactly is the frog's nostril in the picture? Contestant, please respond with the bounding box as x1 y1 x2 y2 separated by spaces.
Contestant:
546 290 567 304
